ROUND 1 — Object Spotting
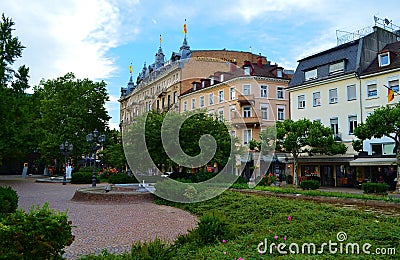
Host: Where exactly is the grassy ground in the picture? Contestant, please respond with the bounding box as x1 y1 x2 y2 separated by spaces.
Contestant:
80 190 400 259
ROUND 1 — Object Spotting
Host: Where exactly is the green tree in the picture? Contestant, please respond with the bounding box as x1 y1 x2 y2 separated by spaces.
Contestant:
124 110 238 175
0 13 25 85
34 73 110 167
0 14 38 170
353 103 400 191
261 119 347 185
98 129 126 170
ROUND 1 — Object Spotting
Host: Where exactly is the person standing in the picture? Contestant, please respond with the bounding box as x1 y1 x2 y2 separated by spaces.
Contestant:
21 163 28 178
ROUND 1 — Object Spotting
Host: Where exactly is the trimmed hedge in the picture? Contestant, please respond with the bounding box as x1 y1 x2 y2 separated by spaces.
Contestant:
108 173 138 184
300 180 320 190
0 203 74 259
362 182 390 194
0 186 18 217
71 171 101 184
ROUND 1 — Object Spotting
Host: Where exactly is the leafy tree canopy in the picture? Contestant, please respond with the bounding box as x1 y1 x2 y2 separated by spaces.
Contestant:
34 73 111 163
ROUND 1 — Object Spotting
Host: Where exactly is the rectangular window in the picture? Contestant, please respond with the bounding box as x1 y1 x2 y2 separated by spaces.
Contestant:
243 84 251 95
277 69 283 78
229 106 236 120
348 115 357 134
347 84 356 101
329 60 344 74
230 87 236 100
200 96 205 107
243 106 251 118
209 93 214 105
383 143 395 155
208 109 214 117
277 107 285 121
277 87 284 99
371 144 382 155
298 95 305 109
173 91 177 103
367 83 377 97
260 104 268 119
183 101 188 111
305 69 317 81
260 85 268 97
330 117 339 135
244 67 251 76
313 92 321 106
218 90 224 103
243 129 252 145
191 98 196 109
218 108 224 121
379 53 390 67
389 79 399 93
329 88 338 104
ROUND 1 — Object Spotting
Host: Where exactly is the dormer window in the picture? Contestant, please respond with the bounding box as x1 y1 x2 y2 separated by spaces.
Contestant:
329 60 344 74
210 77 214 85
277 69 283 78
220 74 224 82
192 83 196 91
305 68 317 81
244 67 250 75
379 52 390 67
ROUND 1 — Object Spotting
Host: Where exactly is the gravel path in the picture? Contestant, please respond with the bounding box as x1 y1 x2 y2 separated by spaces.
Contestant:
0 176 198 259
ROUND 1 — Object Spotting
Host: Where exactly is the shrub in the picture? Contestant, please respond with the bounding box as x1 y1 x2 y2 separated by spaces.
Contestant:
0 186 18 216
195 212 231 245
234 176 248 184
129 238 172 260
190 170 217 183
286 174 293 184
77 166 95 172
98 168 119 180
0 202 74 259
300 180 320 190
362 182 390 194
71 171 100 184
257 173 277 186
108 173 138 184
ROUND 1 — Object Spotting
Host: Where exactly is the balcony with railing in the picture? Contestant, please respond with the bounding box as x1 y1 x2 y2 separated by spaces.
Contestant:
237 94 255 106
231 111 261 126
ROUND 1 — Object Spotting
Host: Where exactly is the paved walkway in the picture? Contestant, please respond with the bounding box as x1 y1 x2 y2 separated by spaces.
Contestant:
0 175 197 259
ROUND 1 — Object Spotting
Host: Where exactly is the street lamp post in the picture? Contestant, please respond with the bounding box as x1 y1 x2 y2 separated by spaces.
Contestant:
59 141 73 185
86 129 106 187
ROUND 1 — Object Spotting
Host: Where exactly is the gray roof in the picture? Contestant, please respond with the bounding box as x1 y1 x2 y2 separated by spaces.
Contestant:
288 40 360 88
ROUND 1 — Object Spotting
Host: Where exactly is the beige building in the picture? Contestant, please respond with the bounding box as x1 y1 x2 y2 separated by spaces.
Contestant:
119 36 269 132
179 59 290 145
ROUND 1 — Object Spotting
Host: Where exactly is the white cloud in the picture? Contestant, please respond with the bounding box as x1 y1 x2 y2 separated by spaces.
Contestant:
3 0 140 87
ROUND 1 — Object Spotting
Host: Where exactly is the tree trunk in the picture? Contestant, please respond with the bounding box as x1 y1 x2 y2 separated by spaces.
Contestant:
293 156 299 186
396 143 400 192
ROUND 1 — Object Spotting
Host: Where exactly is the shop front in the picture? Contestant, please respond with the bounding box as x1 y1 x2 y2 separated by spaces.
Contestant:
349 156 397 190
297 156 355 187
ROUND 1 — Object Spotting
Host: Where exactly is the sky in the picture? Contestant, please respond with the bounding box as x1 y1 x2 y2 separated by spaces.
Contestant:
3 0 400 130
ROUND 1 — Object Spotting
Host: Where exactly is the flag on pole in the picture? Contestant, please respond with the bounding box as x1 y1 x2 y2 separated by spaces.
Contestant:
388 88 395 102
129 63 132 74
183 19 187 34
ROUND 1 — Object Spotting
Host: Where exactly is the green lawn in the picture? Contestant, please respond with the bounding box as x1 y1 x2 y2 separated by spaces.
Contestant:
81 190 400 259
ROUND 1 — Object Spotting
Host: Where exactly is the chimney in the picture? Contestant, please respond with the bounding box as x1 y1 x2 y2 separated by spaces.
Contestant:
257 53 263 68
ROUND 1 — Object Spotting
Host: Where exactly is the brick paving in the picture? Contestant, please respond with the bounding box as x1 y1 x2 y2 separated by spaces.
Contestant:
0 176 198 259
